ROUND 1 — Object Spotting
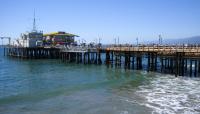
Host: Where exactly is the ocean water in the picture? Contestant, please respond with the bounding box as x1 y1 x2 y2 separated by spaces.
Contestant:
0 48 200 114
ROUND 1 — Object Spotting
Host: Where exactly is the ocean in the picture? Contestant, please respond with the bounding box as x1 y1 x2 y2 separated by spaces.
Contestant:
0 48 200 114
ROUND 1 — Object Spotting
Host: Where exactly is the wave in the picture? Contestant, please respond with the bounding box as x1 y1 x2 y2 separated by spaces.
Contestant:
135 75 200 114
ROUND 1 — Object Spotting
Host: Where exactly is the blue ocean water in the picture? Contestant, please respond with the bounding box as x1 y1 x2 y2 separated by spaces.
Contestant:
0 48 200 114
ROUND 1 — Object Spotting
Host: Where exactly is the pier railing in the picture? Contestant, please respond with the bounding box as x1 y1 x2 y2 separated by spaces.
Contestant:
60 46 98 53
105 45 200 55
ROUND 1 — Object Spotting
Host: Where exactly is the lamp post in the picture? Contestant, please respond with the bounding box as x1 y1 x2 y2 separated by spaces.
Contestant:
159 34 162 45
117 37 119 45
1 37 3 48
114 38 116 46
98 37 101 44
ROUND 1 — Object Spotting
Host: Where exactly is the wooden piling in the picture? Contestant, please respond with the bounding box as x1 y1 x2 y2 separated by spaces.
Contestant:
190 60 193 77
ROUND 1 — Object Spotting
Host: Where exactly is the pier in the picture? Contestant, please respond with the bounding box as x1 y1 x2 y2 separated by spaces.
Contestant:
104 45 200 77
4 44 200 77
5 47 60 59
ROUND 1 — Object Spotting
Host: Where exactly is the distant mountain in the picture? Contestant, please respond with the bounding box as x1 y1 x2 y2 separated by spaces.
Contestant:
163 36 200 44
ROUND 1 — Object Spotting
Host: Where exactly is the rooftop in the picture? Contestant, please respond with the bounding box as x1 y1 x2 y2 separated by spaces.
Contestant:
43 31 79 37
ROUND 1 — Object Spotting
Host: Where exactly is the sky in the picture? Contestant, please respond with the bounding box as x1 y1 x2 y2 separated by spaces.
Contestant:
0 0 200 44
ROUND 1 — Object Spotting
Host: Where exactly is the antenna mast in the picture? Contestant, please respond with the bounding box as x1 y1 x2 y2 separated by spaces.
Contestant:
33 10 36 32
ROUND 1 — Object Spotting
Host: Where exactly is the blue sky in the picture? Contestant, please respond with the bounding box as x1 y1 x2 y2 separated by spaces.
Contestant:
0 0 200 44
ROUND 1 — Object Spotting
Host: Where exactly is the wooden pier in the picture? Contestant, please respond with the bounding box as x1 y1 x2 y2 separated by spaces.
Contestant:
4 45 200 77
104 45 200 77
5 47 60 59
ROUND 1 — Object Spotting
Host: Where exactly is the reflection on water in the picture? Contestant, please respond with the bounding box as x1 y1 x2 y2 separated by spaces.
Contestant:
0 48 200 114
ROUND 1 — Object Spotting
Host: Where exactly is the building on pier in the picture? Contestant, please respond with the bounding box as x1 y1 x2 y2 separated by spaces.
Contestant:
18 31 43 47
43 31 79 46
17 12 43 47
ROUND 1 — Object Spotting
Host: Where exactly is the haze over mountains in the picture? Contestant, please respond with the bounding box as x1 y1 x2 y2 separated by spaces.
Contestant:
147 36 200 44
163 36 200 44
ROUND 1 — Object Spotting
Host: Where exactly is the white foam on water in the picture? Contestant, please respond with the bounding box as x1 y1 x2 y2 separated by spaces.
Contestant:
120 110 129 114
135 75 200 114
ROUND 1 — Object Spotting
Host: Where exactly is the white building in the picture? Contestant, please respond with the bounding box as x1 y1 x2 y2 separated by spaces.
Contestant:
18 31 43 47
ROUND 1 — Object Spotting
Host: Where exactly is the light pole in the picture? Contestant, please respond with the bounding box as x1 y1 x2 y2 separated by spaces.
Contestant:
159 34 162 45
94 38 98 44
117 37 119 45
114 38 116 46
99 37 101 44
1 37 3 48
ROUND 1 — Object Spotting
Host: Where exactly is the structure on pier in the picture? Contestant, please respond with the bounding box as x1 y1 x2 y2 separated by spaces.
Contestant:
18 31 43 47
17 11 43 47
43 31 79 46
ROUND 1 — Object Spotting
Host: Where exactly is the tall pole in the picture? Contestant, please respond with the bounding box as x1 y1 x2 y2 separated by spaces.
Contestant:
117 37 119 45
159 34 162 45
136 37 138 46
1 38 3 48
99 37 101 44
8 37 11 46
114 38 116 45
33 10 36 32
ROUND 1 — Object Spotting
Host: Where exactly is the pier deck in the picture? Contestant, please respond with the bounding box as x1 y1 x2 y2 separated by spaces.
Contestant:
5 45 200 77
105 46 200 57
